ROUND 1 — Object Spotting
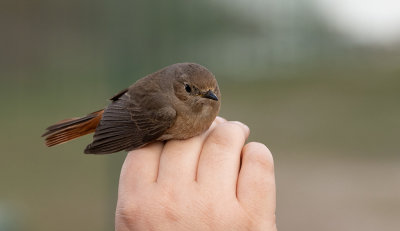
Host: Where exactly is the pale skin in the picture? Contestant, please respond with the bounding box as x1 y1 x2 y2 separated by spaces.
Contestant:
115 117 277 231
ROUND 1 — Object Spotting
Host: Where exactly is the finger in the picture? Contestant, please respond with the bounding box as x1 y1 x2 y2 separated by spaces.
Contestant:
237 142 276 219
156 118 223 184
119 142 163 193
215 116 227 123
197 121 250 193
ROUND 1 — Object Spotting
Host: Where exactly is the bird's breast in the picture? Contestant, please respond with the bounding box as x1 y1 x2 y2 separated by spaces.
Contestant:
158 104 216 140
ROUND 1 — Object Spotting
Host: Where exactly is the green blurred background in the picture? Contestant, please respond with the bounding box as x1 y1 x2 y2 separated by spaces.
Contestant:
1 0 399 230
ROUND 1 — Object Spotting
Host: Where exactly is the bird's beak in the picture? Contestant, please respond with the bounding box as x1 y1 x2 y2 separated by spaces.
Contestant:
202 90 218 101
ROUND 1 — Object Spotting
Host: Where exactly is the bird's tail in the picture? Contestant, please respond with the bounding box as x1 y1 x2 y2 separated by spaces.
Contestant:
42 109 104 147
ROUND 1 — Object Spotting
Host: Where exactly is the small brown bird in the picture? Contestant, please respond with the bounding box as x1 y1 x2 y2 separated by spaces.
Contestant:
42 63 221 154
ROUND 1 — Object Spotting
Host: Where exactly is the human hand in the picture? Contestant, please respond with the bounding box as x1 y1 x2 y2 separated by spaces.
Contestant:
115 117 277 231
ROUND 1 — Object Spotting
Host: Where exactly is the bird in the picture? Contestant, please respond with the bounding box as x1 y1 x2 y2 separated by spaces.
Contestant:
42 63 221 154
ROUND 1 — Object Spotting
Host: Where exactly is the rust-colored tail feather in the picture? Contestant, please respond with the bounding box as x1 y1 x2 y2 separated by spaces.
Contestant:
42 110 104 147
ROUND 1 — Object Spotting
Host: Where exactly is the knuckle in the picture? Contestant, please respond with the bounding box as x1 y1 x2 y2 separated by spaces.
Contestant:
157 185 188 223
196 199 237 229
196 200 217 227
116 201 143 225
159 184 179 204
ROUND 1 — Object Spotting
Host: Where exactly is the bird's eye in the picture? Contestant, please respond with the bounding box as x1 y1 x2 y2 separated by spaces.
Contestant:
185 84 192 93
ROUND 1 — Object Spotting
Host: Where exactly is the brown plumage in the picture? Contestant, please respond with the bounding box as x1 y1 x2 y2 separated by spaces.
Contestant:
42 63 221 154
43 110 104 147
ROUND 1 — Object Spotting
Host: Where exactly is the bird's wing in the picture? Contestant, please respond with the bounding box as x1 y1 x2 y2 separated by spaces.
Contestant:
129 105 177 143
84 92 176 154
110 88 128 101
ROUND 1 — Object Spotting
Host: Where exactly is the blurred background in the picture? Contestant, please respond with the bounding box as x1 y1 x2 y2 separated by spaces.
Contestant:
1 0 399 230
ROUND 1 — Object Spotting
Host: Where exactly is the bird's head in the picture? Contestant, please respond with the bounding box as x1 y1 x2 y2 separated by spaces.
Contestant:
172 63 221 115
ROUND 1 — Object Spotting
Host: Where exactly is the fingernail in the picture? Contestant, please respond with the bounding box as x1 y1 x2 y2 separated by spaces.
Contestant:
232 121 250 133
216 116 227 122
215 116 227 124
